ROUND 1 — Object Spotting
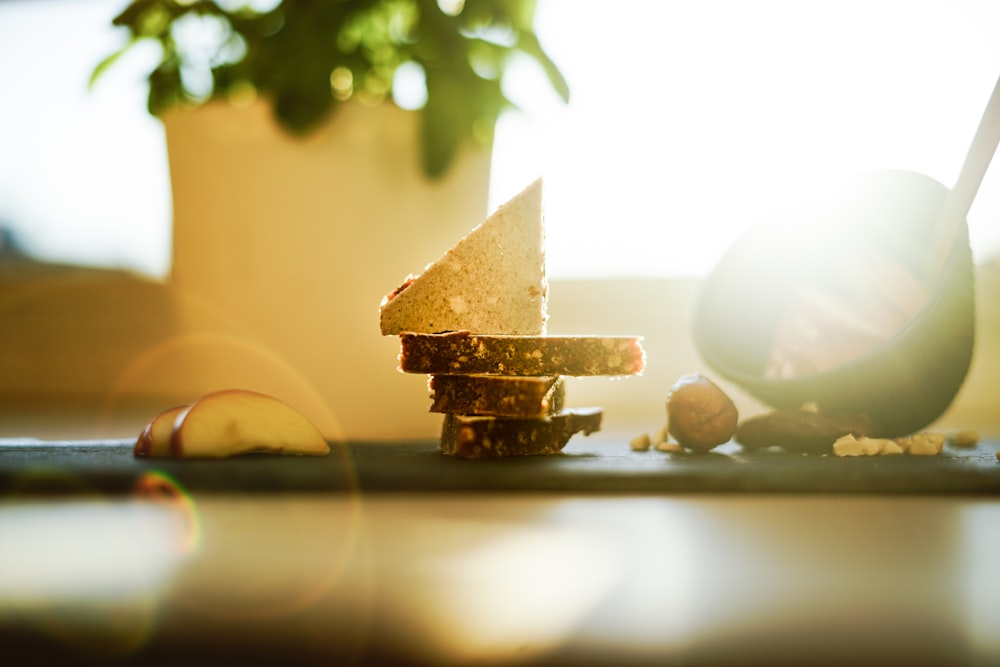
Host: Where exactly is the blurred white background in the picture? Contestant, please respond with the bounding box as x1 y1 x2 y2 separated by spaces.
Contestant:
1 0 999 279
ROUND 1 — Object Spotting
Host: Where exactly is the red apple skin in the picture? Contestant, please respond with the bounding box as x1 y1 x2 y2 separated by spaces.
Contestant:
134 404 188 458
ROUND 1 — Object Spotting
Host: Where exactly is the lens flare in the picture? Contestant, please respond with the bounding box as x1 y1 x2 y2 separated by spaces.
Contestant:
99 330 346 444
132 470 202 555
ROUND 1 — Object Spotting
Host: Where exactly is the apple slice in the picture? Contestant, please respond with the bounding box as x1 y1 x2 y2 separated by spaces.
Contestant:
134 404 188 457
170 389 330 458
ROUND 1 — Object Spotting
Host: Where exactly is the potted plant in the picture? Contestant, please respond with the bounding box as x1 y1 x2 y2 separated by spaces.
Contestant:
94 0 568 178
85 0 568 440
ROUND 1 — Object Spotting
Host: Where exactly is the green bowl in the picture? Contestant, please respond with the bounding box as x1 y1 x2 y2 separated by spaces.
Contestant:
693 169 976 437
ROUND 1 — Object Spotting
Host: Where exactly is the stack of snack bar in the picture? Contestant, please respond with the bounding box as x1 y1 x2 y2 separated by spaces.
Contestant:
379 179 645 458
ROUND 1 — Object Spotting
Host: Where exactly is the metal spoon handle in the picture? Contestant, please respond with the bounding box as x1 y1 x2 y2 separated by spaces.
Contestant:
930 74 1000 274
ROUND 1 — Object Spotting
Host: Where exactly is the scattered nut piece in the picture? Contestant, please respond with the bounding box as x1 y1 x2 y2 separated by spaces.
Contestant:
666 374 738 452
948 429 980 448
651 422 670 447
878 439 904 455
655 441 684 453
833 434 863 457
857 437 883 456
630 433 652 452
908 432 945 456
835 434 905 457
799 401 820 414
996 449 1000 462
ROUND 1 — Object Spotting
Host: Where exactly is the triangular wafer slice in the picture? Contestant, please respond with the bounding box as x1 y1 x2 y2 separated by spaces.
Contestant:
379 178 548 335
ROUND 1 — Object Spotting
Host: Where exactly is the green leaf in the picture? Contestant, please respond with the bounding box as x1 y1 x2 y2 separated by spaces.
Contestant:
111 0 158 29
96 0 568 179
420 73 466 179
272 82 336 135
420 108 461 179
134 3 174 38
148 62 183 116
516 31 569 103
487 0 537 32
88 41 133 90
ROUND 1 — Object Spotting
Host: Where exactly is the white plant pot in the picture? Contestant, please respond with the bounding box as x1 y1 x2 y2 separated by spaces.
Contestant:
158 100 492 440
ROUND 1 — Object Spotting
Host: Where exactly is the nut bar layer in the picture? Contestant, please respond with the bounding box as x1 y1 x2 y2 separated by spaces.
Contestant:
440 408 603 459
399 332 645 376
429 375 565 418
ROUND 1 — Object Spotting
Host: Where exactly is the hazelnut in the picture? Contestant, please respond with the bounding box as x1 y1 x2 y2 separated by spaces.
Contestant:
666 374 738 452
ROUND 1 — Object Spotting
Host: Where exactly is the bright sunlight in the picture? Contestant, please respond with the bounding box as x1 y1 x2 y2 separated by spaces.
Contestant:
1 0 999 278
